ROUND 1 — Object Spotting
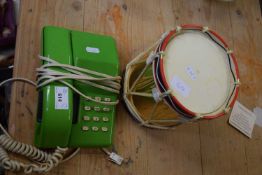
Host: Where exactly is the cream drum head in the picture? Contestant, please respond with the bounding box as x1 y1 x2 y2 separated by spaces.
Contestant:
124 24 240 129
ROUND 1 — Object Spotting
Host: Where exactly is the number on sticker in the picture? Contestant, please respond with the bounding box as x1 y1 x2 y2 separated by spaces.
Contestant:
171 76 191 97
185 66 197 80
55 87 69 109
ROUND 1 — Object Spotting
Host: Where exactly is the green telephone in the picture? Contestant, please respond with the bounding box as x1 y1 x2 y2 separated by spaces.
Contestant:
34 26 120 148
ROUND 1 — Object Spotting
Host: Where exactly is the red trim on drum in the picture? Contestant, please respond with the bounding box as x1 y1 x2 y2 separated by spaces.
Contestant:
161 30 176 49
230 53 240 78
204 113 225 119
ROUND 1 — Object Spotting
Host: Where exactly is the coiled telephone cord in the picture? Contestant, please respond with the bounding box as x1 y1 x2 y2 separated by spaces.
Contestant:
0 78 69 173
0 124 68 174
0 56 122 173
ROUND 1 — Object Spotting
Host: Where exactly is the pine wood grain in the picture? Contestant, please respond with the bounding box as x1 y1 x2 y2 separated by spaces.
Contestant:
229 1 262 175
196 1 249 175
7 0 262 175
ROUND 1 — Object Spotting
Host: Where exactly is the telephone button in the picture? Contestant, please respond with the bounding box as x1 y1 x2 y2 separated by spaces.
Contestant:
95 96 101 101
93 116 100 121
83 116 90 121
101 127 108 132
92 126 99 131
82 126 89 131
102 117 109 122
104 98 111 102
103 107 110 112
94 106 101 111
84 106 91 111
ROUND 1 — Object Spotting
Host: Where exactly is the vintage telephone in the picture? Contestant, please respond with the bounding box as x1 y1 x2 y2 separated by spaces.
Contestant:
35 26 120 148
0 26 123 173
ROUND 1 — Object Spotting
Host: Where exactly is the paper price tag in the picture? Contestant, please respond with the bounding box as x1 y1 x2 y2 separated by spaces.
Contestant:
55 86 69 110
229 101 256 138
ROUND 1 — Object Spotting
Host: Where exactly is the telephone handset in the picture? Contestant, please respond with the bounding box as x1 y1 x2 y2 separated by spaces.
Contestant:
35 26 120 148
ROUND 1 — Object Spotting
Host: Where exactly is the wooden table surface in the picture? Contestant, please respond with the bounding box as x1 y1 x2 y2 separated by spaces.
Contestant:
8 0 262 175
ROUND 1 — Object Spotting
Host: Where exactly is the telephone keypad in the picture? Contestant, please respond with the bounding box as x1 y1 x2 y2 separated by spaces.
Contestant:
80 95 114 145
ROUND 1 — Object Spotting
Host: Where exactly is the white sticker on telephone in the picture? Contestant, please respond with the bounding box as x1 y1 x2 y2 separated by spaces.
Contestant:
86 46 100 53
55 87 69 110
171 76 191 97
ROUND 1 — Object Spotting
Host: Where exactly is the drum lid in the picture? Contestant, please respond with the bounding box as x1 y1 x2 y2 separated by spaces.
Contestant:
157 31 235 115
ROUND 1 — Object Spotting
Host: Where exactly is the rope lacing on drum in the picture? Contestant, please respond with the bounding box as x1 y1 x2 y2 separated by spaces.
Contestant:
234 79 241 86
146 51 165 65
202 26 209 33
159 89 172 99
226 49 233 54
146 51 158 65
224 107 231 114
160 31 169 40
194 114 204 120
176 26 182 33
158 51 165 57
152 88 172 102
124 25 240 129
